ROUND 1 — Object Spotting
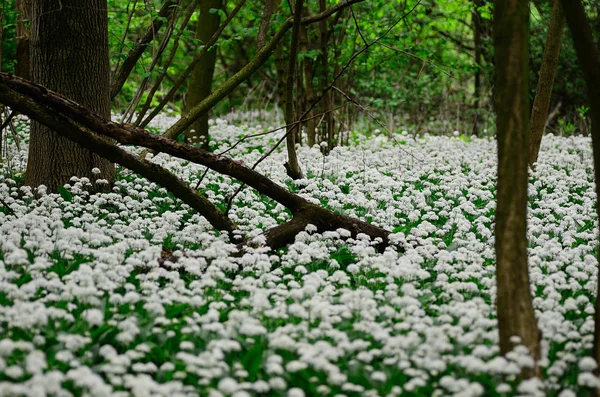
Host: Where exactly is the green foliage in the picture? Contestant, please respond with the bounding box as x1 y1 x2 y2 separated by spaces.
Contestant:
1 0 596 136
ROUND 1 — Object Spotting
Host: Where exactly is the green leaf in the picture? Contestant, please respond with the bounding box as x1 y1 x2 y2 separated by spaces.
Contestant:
58 186 73 202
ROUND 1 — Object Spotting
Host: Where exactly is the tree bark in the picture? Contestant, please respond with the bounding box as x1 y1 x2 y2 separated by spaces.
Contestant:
472 0 482 136
256 0 274 49
559 0 600 385
300 21 317 147
15 0 31 80
184 0 223 149
494 0 541 377
26 0 115 192
284 0 304 180
528 0 565 168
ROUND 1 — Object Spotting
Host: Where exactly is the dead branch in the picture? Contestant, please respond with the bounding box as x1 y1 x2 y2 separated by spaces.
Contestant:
0 73 396 251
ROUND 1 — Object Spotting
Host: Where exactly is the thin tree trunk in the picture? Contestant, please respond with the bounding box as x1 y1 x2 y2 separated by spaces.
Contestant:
26 0 115 192
274 34 288 120
301 21 317 147
529 0 565 168
284 0 304 179
296 59 304 146
319 0 334 152
256 0 274 49
15 0 31 80
559 0 600 387
472 0 482 136
494 0 541 377
184 0 223 149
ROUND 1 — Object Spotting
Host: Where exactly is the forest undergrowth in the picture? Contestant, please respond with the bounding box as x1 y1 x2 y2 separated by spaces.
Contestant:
0 114 598 397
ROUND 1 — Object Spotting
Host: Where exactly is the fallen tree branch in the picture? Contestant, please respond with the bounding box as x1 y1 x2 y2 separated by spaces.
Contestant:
0 73 396 251
0 82 236 235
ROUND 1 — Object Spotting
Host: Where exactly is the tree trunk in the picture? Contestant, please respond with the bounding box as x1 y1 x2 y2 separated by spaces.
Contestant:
559 0 600 385
472 0 482 136
318 0 334 151
284 0 304 180
301 22 317 147
256 0 274 49
494 0 541 377
26 0 115 192
15 0 31 80
528 0 565 168
184 0 223 149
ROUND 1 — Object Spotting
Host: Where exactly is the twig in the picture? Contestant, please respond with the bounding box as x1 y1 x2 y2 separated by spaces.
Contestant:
0 197 16 216
377 42 454 78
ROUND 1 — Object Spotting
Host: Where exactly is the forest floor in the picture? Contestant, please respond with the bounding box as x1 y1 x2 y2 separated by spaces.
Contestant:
0 114 597 396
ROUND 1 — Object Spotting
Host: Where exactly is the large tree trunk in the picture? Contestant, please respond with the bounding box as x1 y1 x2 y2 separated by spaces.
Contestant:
26 0 115 192
559 0 600 385
15 0 31 80
493 0 541 377
528 0 565 168
184 0 223 149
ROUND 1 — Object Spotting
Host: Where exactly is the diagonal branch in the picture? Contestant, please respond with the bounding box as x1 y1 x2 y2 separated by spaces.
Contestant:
111 0 181 99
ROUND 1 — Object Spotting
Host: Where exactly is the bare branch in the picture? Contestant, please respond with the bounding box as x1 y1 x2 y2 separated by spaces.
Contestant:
137 0 247 128
110 0 181 99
